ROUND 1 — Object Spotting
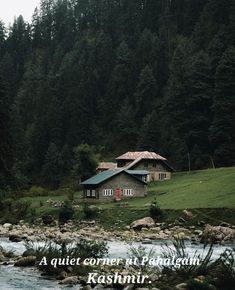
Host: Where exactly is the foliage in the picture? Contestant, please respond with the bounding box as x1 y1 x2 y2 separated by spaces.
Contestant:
83 203 98 219
24 238 108 275
149 198 164 219
0 0 235 191
29 186 47 196
58 199 74 224
73 144 99 181
161 238 214 278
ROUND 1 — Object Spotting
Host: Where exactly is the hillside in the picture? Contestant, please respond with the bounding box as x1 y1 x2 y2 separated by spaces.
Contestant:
1 0 235 191
126 167 235 209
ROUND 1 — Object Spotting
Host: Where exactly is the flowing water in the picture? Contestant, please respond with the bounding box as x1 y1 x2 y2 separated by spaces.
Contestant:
0 237 234 290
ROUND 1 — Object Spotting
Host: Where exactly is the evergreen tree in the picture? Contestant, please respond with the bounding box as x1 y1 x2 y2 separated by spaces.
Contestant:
73 144 98 181
0 76 13 189
210 47 235 166
41 142 63 187
134 65 157 122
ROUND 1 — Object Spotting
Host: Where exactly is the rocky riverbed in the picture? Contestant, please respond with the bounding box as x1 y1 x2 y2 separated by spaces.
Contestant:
0 215 234 245
0 217 234 290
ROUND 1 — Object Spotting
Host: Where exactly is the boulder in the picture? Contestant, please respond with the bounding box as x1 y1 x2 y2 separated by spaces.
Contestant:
182 210 194 219
59 276 79 285
42 214 54 225
56 271 68 280
201 224 235 243
3 223 12 229
9 233 22 243
130 217 155 230
15 256 36 267
175 283 188 290
82 286 93 290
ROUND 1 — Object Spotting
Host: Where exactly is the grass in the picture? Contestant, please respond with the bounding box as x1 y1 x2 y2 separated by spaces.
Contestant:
120 166 235 209
8 167 234 228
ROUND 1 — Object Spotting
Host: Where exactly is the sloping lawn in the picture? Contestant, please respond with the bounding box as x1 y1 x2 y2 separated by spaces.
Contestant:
126 167 235 209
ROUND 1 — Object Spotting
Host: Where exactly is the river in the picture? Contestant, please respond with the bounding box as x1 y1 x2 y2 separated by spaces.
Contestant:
0 237 234 290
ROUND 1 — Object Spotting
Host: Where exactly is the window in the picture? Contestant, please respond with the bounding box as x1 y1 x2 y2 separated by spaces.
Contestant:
103 189 113 196
123 189 134 196
86 189 96 197
159 173 167 180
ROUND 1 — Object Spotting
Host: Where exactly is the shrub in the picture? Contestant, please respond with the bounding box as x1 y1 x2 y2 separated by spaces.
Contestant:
13 200 31 219
24 238 108 276
29 186 47 196
83 203 98 219
149 198 163 219
58 200 74 224
161 238 214 278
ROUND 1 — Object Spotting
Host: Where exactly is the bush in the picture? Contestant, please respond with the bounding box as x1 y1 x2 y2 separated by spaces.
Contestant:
149 198 163 219
13 200 31 219
24 238 108 276
29 186 47 196
83 203 98 219
58 200 74 224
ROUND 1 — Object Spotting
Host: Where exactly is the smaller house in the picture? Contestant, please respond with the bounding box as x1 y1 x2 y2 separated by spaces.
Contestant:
96 162 117 174
81 169 148 200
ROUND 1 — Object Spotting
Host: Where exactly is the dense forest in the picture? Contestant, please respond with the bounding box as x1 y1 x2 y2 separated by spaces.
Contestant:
0 0 235 189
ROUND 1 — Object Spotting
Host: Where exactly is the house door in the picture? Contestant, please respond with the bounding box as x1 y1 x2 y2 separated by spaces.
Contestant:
115 188 121 201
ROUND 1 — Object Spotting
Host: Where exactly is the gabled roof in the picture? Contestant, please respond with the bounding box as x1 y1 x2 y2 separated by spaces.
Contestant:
96 162 117 170
126 170 150 175
116 151 166 160
81 169 148 185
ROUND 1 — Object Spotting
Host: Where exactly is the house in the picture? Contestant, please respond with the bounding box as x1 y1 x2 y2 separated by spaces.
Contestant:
116 151 175 181
81 169 148 200
96 162 117 174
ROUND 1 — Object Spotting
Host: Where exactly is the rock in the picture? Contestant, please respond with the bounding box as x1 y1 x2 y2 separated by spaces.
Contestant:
93 284 105 290
59 276 79 285
130 217 155 230
175 283 188 290
219 222 230 227
3 223 12 229
15 256 36 267
56 271 68 280
194 230 202 236
0 251 6 262
22 249 36 257
201 224 235 243
82 286 93 290
123 285 134 290
182 210 194 219
178 217 186 223
9 233 22 243
42 214 54 225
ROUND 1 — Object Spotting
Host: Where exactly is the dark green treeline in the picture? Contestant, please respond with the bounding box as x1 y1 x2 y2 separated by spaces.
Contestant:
0 0 235 189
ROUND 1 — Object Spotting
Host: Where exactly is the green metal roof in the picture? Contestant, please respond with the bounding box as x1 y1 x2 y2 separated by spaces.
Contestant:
81 169 123 185
81 169 148 185
126 170 149 175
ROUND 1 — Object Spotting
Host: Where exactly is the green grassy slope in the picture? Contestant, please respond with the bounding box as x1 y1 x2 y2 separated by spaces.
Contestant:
126 167 235 209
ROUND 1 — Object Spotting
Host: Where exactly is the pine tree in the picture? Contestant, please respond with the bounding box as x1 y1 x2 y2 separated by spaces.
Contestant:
73 144 98 181
41 142 63 187
0 76 13 189
210 47 235 166
134 65 157 122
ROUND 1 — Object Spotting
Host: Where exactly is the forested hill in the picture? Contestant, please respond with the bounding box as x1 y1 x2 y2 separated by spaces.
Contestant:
0 0 235 188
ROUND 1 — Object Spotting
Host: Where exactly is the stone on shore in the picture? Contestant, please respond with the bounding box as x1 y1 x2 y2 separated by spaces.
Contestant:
59 276 79 285
15 256 36 267
130 217 155 230
201 224 235 243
